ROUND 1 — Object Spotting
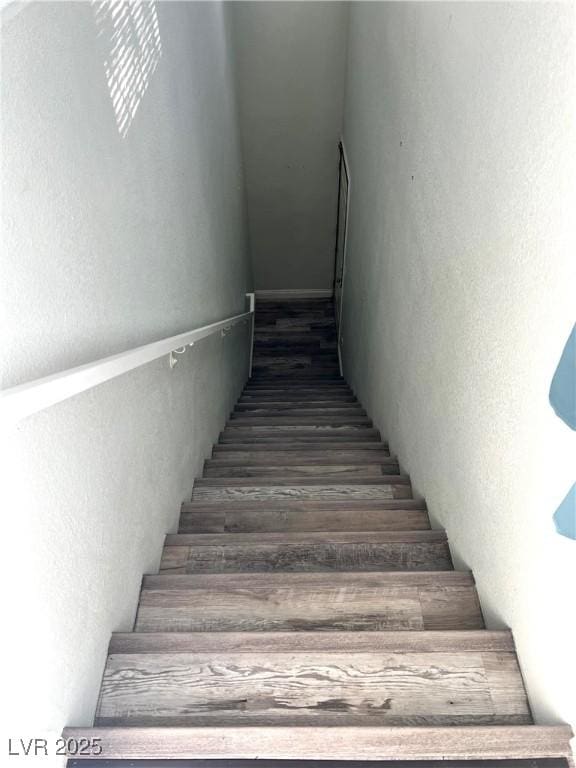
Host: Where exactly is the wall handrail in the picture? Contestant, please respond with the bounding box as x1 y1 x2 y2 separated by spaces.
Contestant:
1 293 255 425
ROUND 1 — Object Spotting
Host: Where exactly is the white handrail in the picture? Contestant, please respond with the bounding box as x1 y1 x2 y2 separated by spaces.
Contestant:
1 293 255 425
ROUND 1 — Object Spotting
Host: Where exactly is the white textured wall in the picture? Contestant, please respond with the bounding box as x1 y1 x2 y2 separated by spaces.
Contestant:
231 1 348 290
341 2 576 732
1 0 251 747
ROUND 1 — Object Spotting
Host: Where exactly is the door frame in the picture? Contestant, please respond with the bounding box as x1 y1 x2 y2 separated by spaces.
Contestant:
333 139 351 374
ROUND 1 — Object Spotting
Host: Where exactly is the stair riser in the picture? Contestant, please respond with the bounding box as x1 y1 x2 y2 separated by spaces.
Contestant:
254 346 337 355
222 426 380 436
239 395 356 402
207 451 394 465
179 508 428 533
253 362 340 370
214 442 390 453
160 542 452 574
232 408 366 416
253 363 340 370
203 464 400 479
219 438 381 446
255 344 337 350
241 389 353 394
226 417 373 426
244 383 350 388
250 376 344 382
195 475 409 487
235 403 362 411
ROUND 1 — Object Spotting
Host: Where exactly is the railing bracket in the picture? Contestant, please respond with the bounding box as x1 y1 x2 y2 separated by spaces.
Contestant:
169 343 195 369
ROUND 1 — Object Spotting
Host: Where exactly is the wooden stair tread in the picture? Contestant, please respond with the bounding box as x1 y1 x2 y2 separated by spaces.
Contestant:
253 348 338 356
192 482 412 503
226 416 373 425
224 423 375 431
247 379 346 384
207 448 398 467
159 531 452 573
239 399 358 405
219 439 383 447
95 629 529 727
232 408 367 417
242 384 347 390
240 388 354 394
203 464 400 478
60 726 575 761
214 441 390 452
234 402 363 410
196 473 408 484
206 451 396 464
183 498 426 511
165 530 448 544
219 432 381 443
243 384 351 390
136 573 482 632
250 375 344 379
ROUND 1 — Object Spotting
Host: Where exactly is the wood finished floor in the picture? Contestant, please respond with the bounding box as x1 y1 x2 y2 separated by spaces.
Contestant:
66 298 574 764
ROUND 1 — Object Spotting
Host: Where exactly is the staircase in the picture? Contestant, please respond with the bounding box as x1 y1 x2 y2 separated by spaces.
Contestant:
65 298 573 764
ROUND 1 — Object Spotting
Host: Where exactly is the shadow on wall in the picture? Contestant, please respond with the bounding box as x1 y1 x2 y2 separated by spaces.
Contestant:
549 323 576 540
92 0 162 138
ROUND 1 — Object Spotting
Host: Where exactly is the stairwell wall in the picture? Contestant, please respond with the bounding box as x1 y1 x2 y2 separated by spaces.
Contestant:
340 2 576 732
1 0 251 747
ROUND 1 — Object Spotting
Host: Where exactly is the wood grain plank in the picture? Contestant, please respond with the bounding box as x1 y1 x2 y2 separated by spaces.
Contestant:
165 531 448 545
232 408 367 416
179 505 428 533
182 498 426 512
224 424 375 433
135 574 482 632
112 630 511 654
214 441 390 452
239 394 357 401
179 497 428 533
159 531 452 573
203 464 396 479
226 416 373 426
191 483 411 502
195 475 409 486
206 450 395 465
218 436 381 445
234 403 362 411
95 646 530 726
60 726 576 761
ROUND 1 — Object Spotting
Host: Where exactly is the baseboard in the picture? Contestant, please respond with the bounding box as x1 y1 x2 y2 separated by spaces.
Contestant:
255 289 334 300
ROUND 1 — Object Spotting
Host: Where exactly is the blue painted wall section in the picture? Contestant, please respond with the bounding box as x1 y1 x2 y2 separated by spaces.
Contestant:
549 323 576 430
549 323 575 540
553 483 576 540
